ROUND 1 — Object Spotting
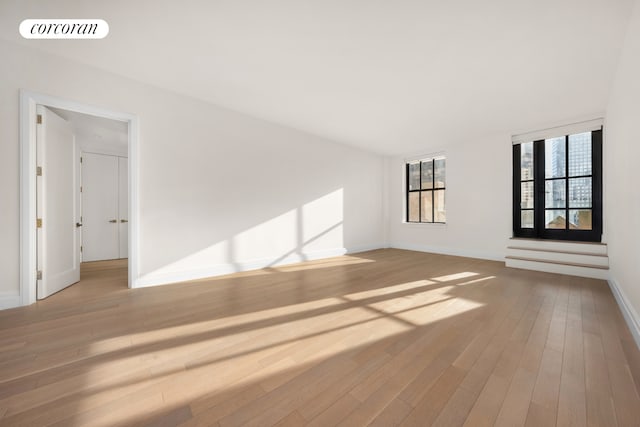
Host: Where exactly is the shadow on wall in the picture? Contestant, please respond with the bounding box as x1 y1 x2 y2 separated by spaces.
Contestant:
137 189 347 286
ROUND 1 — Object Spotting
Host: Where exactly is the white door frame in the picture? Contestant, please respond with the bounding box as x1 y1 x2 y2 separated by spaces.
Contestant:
20 90 140 306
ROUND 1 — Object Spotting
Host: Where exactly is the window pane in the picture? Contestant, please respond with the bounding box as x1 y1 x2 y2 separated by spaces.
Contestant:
421 191 433 222
545 137 566 178
521 181 534 209
569 132 592 177
434 190 445 222
434 158 446 188
521 142 534 181
408 192 419 222
421 161 433 189
545 210 567 229
521 210 534 228
408 163 420 190
569 177 592 208
569 209 592 230
545 179 566 208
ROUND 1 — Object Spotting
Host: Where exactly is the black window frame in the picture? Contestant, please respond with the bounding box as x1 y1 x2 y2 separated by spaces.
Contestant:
405 157 446 224
513 128 602 242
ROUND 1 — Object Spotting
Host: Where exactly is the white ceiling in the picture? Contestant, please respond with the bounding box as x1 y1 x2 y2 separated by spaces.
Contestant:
0 0 634 154
49 107 128 154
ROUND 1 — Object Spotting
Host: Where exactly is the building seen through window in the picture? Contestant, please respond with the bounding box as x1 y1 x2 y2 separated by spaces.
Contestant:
513 129 602 242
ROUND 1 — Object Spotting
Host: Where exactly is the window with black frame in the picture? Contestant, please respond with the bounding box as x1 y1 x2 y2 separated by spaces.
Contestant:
513 128 602 242
406 157 446 223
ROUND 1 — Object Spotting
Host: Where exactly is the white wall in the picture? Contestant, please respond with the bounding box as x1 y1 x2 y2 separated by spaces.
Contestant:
604 0 640 328
79 135 128 158
0 40 384 304
387 135 512 261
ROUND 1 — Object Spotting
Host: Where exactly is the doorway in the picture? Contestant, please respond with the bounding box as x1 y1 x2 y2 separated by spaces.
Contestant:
81 152 129 262
20 91 140 306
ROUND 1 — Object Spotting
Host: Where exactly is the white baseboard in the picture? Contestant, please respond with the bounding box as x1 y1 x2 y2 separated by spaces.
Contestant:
608 277 640 350
389 242 504 262
345 243 387 254
134 245 385 288
0 292 22 310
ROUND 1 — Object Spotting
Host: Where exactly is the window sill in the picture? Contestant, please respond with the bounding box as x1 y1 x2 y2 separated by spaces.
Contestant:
402 222 447 228
510 236 604 245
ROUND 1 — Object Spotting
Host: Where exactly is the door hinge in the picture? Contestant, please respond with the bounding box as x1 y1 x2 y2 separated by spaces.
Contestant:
36 166 42 176
36 218 42 228
80 157 83 163
36 270 42 280
36 114 42 124
80 246 83 253
80 186 83 193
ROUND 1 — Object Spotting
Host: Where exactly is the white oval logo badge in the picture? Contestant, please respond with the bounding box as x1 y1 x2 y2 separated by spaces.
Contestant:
19 19 109 39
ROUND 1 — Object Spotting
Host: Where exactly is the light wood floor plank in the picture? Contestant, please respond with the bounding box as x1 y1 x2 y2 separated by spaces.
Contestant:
494 283 559 427
584 330 618 427
524 346 563 426
556 285 587 427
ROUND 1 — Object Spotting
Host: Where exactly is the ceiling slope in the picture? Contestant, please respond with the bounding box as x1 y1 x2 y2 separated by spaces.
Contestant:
0 0 634 154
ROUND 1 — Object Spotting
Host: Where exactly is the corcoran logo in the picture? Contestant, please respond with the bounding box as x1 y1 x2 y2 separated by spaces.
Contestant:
19 19 109 39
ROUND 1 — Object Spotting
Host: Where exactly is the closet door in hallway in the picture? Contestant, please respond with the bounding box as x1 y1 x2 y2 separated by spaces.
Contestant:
82 152 128 261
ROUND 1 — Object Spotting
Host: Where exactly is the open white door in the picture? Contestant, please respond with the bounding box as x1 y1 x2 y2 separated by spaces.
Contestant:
36 105 81 299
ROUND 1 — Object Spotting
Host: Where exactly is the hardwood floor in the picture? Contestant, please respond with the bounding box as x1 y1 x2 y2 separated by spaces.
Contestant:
0 249 639 426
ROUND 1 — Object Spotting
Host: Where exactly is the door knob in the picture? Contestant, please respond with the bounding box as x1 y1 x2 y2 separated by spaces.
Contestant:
120 219 128 223
109 219 117 223
76 222 83 228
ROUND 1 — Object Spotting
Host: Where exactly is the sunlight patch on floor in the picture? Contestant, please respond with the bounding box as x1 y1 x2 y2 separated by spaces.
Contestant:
454 276 496 286
270 255 375 272
430 271 479 282
394 295 485 326
76 309 420 425
72 272 492 425
344 279 436 300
